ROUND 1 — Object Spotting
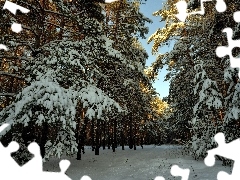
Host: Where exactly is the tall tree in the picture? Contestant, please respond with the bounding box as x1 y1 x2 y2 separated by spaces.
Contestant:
0 0 124 163
102 0 153 150
148 0 240 161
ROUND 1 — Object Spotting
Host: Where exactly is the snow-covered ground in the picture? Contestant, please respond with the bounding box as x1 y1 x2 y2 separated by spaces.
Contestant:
43 145 231 180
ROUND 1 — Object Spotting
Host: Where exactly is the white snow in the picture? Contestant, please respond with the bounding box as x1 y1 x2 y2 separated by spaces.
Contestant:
43 145 231 180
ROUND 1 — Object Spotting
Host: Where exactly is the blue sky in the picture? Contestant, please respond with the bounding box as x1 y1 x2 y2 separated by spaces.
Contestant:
139 0 171 99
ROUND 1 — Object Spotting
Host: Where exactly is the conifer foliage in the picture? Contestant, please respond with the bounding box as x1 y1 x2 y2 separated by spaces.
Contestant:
148 0 240 162
0 0 167 163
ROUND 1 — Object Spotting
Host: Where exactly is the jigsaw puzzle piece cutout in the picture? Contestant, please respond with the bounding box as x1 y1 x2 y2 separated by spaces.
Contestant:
38 160 72 180
3 0 29 15
105 0 119 3
81 175 92 180
233 11 240 22
175 0 227 22
59 159 71 174
205 132 240 164
171 165 190 180
216 28 240 78
0 123 20 171
3 0 30 33
215 0 227 12
175 1 188 22
205 132 240 180
0 141 21 178
189 0 211 15
0 123 10 133
40 171 71 180
154 176 165 180
216 46 229 58
216 162 240 180
22 159 72 180
21 142 43 173
11 22 23 33
217 171 232 180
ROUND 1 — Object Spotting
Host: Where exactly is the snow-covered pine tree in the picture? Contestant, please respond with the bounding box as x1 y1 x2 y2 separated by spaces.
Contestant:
102 0 153 150
0 0 126 163
191 60 223 159
148 0 240 162
187 0 240 160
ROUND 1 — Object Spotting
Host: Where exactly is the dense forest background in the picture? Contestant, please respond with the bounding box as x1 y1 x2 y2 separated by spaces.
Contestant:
0 0 240 167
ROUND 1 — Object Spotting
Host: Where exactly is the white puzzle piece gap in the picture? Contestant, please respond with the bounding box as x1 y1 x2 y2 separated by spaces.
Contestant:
0 123 91 180
171 165 190 180
154 176 166 180
3 0 30 15
204 132 240 180
2 1 240 180
216 28 240 78
105 0 119 3
11 22 23 33
175 0 227 22
3 0 29 34
233 11 240 23
81 175 92 180
154 165 190 180
1 1 30 50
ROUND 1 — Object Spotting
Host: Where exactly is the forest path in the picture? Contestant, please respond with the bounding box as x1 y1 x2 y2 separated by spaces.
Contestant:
43 145 231 180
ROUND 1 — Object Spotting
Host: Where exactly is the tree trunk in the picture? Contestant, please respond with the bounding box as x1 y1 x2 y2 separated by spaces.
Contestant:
77 108 86 160
140 136 143 149
103 121 106 150
121 130 124 150
40 122 48 158
108 122 111 149
129 115 133 149
76 134 82 160
91 118 95 151
95 118 100 155
112 118 116 152
133 138 136 150
134 121 136 150
114 119 117 148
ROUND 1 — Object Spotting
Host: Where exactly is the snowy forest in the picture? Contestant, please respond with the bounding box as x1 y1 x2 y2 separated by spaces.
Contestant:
0 0 240 177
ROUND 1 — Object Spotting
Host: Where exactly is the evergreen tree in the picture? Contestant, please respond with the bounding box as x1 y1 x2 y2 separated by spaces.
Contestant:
0 0 124 163
148 0 240 162
102 0 153 150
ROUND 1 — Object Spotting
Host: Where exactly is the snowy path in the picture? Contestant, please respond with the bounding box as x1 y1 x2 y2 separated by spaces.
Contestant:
43 145 231 180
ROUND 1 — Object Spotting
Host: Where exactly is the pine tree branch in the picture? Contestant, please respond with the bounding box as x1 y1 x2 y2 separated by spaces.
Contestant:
0 71 23 79
21 25 38 37
0 56 31 62
0 93 15 96
44 10 70 18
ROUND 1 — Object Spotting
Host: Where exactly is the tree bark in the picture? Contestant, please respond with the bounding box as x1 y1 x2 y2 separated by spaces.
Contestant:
129 115 133 149
103 121 106 150
108 121 111 149
112 118 116 152
95 118 100 155
40 122 48 158
91 118 95 151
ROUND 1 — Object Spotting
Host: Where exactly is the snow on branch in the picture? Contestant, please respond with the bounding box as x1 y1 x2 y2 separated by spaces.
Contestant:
0 93 15 96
